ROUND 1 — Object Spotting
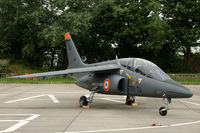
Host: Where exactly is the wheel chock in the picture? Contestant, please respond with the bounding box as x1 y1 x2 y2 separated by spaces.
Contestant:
82 105 90 109
78 105 90 109
131 103 138 106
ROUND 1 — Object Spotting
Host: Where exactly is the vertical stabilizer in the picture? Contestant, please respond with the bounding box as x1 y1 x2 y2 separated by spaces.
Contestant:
64 33 86 68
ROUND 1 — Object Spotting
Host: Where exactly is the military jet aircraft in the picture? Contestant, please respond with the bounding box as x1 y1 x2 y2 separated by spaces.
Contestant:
10 33 193 116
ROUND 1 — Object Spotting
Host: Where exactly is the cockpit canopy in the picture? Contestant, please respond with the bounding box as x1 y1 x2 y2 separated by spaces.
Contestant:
121 58 170 81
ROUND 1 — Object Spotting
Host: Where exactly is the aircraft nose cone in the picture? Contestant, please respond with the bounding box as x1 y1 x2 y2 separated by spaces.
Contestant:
185 89 193 98
165 80 193 98
166 86 193 98
180 87 193 98
175 86 193 98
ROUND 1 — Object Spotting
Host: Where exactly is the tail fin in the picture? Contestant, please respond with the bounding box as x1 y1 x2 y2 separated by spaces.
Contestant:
64 33 86 68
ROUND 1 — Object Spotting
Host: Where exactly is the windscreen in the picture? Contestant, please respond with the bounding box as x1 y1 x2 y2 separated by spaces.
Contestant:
129 58 170 81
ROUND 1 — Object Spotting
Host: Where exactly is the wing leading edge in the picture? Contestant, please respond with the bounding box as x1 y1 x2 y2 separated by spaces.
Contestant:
9 64 120 79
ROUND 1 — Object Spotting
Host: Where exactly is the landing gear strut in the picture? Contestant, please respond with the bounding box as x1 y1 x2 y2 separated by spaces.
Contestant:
159 98 171 116
79 90 96 108
126 96 136 105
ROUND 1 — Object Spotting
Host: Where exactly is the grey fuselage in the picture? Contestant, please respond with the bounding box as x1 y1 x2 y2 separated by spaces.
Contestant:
73 58 193 99
9 33 193 101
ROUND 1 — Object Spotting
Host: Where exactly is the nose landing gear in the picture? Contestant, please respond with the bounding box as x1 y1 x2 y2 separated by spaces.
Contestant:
159 98 171 116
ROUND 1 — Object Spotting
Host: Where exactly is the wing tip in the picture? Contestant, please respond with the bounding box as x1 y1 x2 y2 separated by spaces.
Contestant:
8 76 18 79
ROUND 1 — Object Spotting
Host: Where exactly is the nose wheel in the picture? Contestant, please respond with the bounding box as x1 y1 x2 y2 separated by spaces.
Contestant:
159 98 171 116
159 106 167 116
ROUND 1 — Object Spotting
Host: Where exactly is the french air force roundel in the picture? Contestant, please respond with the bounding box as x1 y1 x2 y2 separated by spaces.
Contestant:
103 78 110 91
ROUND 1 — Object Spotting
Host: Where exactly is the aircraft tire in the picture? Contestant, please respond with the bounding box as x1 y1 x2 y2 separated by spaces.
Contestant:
79 96 88 107
126 96 135 105
159 107 167 116
126 99 135 105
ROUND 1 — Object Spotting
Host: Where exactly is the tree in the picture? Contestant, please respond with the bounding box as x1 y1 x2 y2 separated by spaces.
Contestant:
91 0 169 58
0 0 94 68
0 0 45 66
161 0 200 65
142 0 169 54
1 0 199 72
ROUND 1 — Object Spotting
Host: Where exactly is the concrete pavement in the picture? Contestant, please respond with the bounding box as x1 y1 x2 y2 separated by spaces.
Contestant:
0 84 199 133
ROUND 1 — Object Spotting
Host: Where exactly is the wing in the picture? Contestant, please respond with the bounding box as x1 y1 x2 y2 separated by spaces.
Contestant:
9 64 120 79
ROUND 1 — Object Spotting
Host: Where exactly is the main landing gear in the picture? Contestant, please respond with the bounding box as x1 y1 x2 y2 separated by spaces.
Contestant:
159 98 171 116
126 96 136 105
79 91 96 108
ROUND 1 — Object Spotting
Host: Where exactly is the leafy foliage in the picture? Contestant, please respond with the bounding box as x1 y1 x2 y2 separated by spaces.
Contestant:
161 0 200 64
0 0 200 72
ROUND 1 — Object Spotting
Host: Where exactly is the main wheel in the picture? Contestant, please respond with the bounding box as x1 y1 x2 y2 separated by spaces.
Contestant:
79 96 88 107
126 96 135 105
159 107 167 116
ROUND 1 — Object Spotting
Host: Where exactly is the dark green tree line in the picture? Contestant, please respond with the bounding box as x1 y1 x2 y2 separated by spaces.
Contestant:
0 0 199 72
161 0 200 66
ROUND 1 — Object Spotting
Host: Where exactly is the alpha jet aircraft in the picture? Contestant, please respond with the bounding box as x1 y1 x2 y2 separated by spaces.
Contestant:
10 33 193 116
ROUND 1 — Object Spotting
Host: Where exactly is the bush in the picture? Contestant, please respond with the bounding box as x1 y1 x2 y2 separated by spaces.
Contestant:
0 59 9 72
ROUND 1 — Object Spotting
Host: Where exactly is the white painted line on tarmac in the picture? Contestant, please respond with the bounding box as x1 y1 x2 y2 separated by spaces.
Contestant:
5 94 60 103
100 98 124 104
102 97 200 107
179 100 200 106
110 97 125 100
96 96 126 99
48 94 60 103
59 120 200 133
0 114 40 133
1 121 30 133
25 114 40 121
5 95 45 103
0 120 23 122
24 99 50 101
0 114 39 116
171 120 200 126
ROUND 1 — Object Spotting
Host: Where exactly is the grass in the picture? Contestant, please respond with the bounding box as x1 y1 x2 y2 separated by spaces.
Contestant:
0 58 75 84
0 74 75 84
168 73 200 85
1 58 53 73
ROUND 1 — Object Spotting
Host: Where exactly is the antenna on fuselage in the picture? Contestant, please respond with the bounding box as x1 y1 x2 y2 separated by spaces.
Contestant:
116 55 121 66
